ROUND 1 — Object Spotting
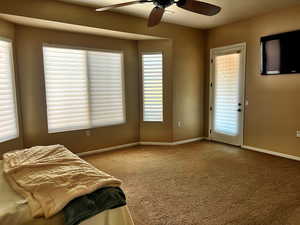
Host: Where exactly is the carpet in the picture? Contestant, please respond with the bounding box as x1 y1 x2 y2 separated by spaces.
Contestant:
83 141 300 225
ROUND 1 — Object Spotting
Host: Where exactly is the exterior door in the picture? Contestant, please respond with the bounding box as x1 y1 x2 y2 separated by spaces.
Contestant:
209 43 246 146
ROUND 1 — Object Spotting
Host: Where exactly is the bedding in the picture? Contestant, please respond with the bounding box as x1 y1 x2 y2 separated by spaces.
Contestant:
3 145 121 218
64 187 126 225
0 161 135 225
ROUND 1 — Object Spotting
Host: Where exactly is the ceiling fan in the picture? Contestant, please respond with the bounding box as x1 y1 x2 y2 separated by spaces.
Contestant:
95 0 221 27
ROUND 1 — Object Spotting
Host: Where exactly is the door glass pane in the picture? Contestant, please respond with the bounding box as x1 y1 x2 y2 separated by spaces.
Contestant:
214 53 240 136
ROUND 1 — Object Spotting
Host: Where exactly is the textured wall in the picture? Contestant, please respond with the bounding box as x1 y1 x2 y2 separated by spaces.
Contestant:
172 33 205 141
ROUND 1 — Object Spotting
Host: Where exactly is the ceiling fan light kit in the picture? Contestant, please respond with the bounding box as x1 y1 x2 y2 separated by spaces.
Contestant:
95 0 221 27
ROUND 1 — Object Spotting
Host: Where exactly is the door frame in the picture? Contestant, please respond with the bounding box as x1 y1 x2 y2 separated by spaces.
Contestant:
208 42 247 146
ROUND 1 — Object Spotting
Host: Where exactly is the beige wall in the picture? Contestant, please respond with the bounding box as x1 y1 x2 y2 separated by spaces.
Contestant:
0 19 23 155
173 33 205 141
0 0 205 145
205 5 300 156
16 26 139 153
0 19 15 38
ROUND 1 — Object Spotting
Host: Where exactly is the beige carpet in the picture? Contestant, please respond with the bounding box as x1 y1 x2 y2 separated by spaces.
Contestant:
84 141 300 225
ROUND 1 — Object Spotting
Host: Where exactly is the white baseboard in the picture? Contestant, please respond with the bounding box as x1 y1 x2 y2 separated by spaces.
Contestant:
78 137 204 157
79 141 300 162
78 142 139 157
140 137 204 146
173 137 204 145
242 145 300 162
139 141 173 146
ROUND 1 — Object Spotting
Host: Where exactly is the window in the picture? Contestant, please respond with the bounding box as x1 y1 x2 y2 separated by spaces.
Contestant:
0 39 19 142
43 46 125 133
142 53 163 122
264 39 281 75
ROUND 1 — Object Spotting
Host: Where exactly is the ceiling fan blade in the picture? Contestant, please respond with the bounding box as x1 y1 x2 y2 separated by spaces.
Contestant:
177 0 221 16
96 0 151 12
148 7 165 27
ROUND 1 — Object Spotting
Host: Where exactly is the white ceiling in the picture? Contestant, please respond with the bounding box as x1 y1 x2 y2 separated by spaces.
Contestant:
58 0 300 29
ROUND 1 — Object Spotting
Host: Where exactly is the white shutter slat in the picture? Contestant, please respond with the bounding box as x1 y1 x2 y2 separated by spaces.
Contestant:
88 51 125 127
142 53 163 122
43 46 90 133
0 39 18 143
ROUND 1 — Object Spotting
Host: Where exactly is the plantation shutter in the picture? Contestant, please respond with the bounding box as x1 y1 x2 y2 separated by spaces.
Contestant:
142 53 163 122
43 46 90 133
43 46 125 133
88 51 125 127
0 39 19 142
265 39 281 74
213 53 240 136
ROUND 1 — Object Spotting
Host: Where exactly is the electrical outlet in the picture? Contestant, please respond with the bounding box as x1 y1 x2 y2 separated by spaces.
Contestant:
85 130 91 137
296 131 300 138
177 121 183 127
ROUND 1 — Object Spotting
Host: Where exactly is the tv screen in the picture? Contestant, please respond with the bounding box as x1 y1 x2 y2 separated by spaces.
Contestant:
261 30 300 75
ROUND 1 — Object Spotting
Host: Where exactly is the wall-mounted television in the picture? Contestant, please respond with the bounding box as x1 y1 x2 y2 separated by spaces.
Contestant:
261 30 300 75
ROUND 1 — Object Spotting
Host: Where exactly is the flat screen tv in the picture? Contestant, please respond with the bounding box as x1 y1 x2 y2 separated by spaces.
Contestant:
261 30 300 75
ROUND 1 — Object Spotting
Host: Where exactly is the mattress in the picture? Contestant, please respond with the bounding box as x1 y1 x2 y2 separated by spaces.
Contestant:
0 161 134 225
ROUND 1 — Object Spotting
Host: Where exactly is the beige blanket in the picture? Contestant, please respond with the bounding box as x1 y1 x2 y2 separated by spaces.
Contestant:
2 145 122 218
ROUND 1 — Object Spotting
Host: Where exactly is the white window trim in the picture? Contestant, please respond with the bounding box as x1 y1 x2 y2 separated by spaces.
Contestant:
0 37 19 143
43 43 124 55
42 44 126 134
141 51 164 123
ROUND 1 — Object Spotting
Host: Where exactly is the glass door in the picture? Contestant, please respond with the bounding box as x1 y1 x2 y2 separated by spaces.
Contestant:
209 43 246 146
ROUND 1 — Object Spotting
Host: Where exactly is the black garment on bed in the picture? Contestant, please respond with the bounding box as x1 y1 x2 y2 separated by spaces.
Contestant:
63 187 126 225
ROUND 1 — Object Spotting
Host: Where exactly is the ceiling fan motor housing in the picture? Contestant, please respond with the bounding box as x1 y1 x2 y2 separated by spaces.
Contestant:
153 0 175 8
176 0 187 7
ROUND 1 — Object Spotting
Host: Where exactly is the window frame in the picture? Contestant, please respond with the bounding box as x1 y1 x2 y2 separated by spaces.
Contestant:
42 43 126 134
141 51 164 123
0 37 19 143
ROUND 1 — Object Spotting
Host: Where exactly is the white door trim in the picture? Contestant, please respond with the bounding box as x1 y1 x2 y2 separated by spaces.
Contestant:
208 42 247 146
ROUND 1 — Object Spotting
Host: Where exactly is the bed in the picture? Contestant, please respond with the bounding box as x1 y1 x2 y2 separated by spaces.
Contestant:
0 161 135 225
